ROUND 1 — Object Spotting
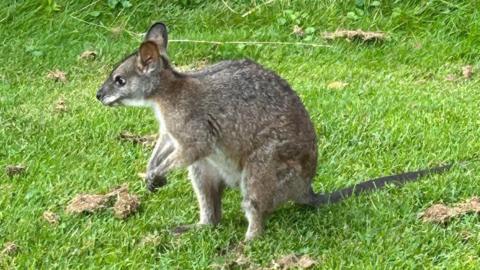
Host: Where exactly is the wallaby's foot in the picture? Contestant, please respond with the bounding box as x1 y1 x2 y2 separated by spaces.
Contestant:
243 207 264 241
145 172 167 192
242 194 265 241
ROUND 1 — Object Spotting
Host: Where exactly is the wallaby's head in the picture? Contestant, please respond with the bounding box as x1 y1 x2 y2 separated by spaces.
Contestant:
96 22 171 106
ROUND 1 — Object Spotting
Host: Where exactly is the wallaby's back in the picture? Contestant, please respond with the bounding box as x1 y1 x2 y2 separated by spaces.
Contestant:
187 59 317 173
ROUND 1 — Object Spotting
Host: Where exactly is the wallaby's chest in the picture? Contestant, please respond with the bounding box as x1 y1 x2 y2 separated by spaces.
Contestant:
206 147 242 188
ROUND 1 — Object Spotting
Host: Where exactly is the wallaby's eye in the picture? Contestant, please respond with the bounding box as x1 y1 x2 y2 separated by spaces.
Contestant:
114 75 126 87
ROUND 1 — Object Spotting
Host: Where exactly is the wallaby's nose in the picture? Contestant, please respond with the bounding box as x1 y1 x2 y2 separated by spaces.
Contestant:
96 90 102 101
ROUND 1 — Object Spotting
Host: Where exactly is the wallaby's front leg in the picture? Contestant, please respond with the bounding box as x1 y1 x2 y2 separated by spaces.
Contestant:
150 147 200 176
148 122 215 191
145 134 175 192
150 138 214 177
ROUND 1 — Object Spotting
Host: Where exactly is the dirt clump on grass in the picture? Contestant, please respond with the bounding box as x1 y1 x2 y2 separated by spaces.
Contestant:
118 131 157 148
47 69 67 83
66 194 110 214
5 164 26 177
323 29 386 42
42 211 60 225
54 97 67 112
420 197 480 224
111 189 140 219
66 184 140 219
79 50 97 60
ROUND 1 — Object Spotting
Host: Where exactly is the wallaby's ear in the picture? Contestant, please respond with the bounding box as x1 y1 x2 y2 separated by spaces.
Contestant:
138 41 160 73
145 22 168 54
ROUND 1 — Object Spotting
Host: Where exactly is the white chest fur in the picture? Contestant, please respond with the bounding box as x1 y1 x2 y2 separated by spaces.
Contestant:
206 147 242 188
151 102 168 134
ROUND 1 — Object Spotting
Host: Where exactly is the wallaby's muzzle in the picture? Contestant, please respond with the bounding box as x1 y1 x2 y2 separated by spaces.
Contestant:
96 88 103 101
96 86 119 106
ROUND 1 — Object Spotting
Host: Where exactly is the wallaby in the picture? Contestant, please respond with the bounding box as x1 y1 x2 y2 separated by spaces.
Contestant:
97 22 451 240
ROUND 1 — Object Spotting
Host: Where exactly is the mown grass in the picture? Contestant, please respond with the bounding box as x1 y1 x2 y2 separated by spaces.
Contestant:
2 0 480 268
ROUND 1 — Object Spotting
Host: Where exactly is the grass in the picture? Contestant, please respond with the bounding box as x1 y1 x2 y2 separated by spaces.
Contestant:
2 0 480 268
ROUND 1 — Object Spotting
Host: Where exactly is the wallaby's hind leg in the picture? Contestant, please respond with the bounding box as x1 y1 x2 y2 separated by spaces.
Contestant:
241 142 316 240
240 148 279 240
188 160 225 225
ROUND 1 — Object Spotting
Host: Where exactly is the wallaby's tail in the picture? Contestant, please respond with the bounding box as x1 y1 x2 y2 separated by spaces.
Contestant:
311 164 452 206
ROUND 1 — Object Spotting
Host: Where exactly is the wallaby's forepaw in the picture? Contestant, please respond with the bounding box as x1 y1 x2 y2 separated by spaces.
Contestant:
145 171 167 192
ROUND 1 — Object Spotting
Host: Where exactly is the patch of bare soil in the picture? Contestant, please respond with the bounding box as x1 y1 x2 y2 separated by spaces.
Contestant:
66 184 140 219
323 29 386 42
42 211 60 225
118 131 157 148
5 164 26 177
420 197 480 224
1 242 19 256
79 50 97 60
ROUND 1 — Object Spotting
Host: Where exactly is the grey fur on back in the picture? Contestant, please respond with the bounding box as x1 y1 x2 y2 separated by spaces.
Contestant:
185 59 317 175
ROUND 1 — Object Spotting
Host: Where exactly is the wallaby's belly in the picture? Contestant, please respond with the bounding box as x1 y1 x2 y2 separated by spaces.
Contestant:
206 147 242 188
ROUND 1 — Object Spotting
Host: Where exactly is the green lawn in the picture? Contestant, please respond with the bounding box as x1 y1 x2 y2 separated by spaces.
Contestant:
2 0 480 268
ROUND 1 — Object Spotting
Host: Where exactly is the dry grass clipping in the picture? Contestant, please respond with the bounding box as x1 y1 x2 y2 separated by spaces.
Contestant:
118 131 157 148
420 197 480 224
1 242 19 256
292 25 304 37
323 29 386 42
47 69 67 83
327 81 348 90
138 233 162 247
